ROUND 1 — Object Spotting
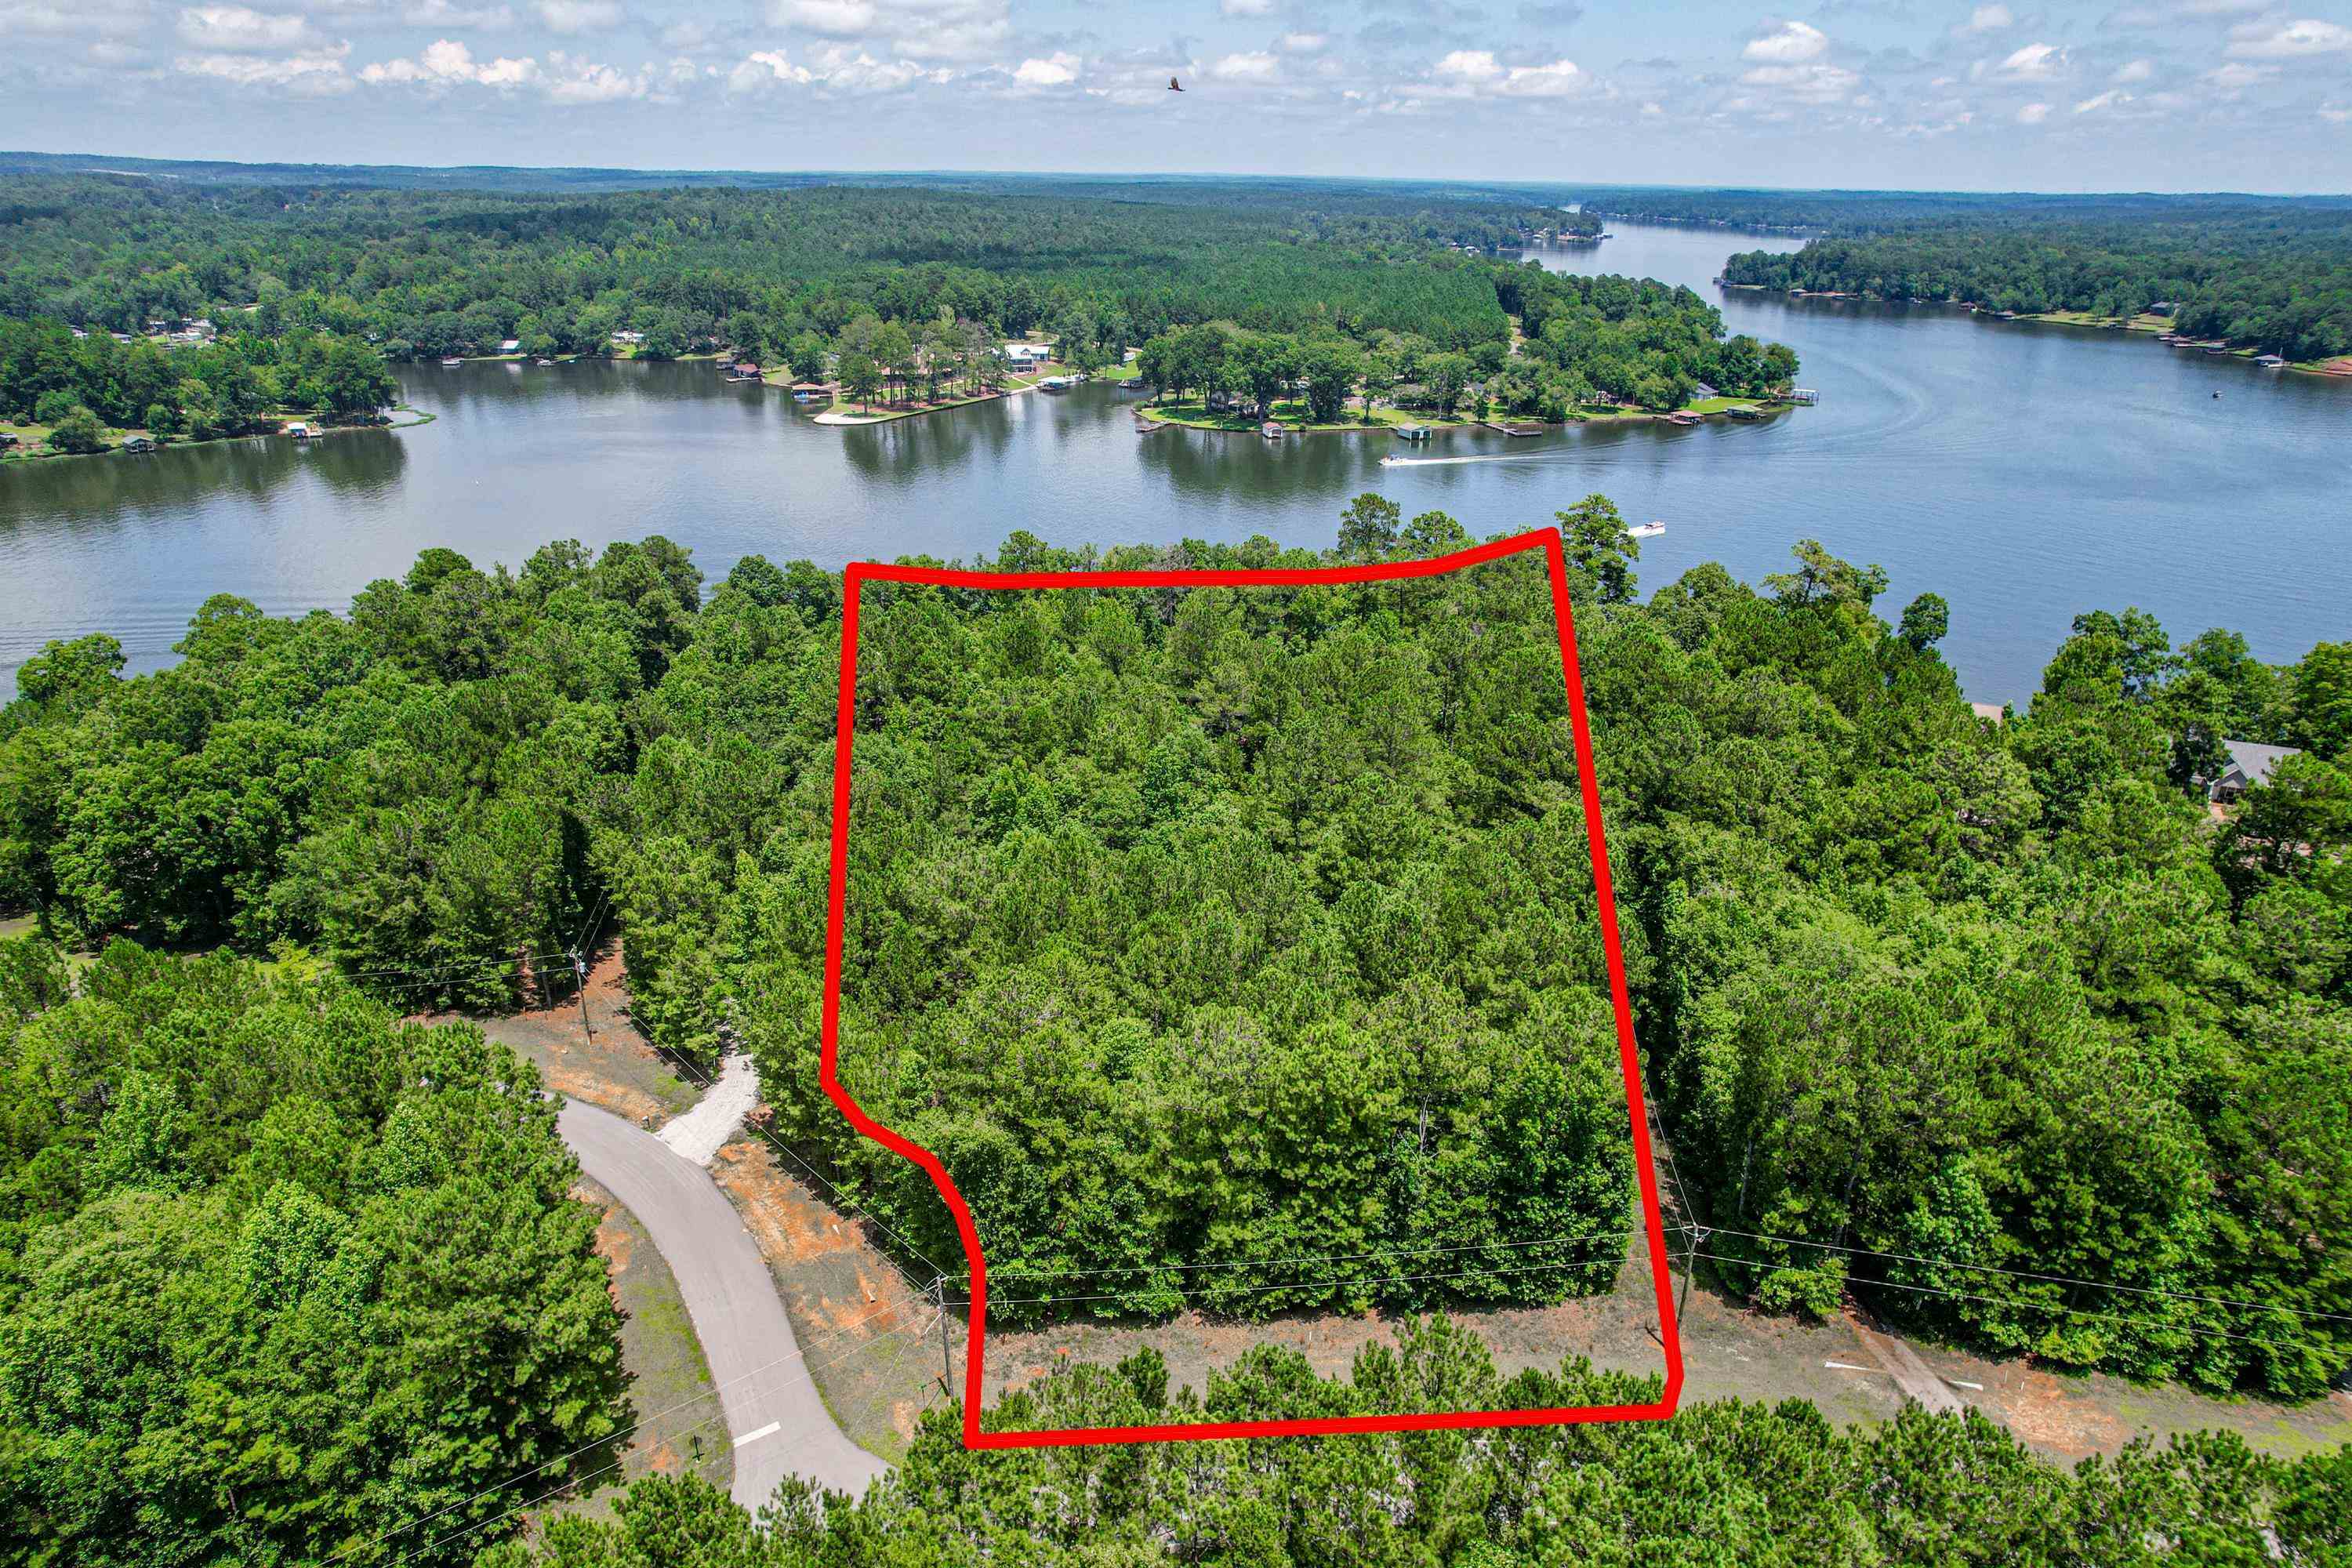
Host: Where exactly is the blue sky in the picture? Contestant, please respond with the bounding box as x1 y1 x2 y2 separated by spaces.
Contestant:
3 0 2348 190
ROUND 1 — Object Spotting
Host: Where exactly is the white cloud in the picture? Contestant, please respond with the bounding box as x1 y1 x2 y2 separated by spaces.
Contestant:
1220 0 1272 13
1738 61 1861 101
543 47 641 97
1209 49 1276 79
2074 87 2129 111
774 0 872 32
2112 56 2153 82
1994 41 2066 78
361 36 539 85
2225 17 2352 58
1743 20 1828 63
1279 31 1324 53
536 0 619 32
176 6 319 50
1432 48 1501 82
731 46 811 85
1958 3 2010 33
176 45 352 90
2320 102 2350 121
724 41 949 92
1640 98 1662 114
2016 99 2049 121
2204 60 2275 88
1499 56 1582 96
407 0 516 24
1013 49 1078 85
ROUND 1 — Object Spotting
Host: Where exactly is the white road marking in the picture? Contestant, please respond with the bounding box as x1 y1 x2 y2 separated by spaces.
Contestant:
733 1421 782 1449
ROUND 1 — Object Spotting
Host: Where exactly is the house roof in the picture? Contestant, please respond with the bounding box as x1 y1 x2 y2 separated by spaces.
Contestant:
2223 739 2301 785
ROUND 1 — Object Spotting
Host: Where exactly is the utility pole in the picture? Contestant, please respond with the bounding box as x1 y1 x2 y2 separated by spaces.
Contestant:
930 1276 953 1401
1677 1225 1708 1323
568 949 591 1040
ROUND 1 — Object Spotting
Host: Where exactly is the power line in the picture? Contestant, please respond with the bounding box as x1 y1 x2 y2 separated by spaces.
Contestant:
1693 1225 2352 1329
1685 1249 2325 1357
327 1294 906 1565
956 1249 1641 1312
388 1319 924 1568
655 1028 952 1283
960 1225 1646 1286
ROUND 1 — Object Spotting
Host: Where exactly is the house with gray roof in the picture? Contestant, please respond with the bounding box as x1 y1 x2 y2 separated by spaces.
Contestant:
2209 739 2303 804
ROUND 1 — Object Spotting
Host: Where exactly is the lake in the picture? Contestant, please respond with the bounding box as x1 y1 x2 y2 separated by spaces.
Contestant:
2 220 2344 703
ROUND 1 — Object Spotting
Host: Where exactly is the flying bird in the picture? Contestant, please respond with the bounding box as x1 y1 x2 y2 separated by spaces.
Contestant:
1169 77 1184 91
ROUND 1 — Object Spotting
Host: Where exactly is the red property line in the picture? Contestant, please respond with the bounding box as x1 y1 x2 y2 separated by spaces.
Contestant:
818 528 1686 1449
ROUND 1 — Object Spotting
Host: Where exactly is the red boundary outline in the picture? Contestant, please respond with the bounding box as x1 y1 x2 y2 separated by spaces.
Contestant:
819 527 1685 1448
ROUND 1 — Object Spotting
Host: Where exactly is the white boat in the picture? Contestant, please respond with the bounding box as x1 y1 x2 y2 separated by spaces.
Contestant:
440 357 463 366
1629 521 1666 539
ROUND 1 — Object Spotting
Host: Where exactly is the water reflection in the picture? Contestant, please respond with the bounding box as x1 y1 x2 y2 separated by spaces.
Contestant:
3 241 2347 702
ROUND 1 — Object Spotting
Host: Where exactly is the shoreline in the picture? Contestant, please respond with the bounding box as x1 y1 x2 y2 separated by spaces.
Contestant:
1134 396 1785 437
1719 284 2351 377
1 405 425 466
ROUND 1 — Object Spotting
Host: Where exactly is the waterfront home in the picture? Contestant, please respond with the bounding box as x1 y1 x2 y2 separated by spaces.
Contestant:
286 422 314 440
1004 343 1053 366
121 435 157 453
1691 382 1719 399
2208 740 2302 804
2257 354 2287 368
734 361 761 376
499 339 521 354
1395 424 1431 441
612 330 645 346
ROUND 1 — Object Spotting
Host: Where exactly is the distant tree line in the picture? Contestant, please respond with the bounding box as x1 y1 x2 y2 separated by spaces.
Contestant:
0 175 1567 368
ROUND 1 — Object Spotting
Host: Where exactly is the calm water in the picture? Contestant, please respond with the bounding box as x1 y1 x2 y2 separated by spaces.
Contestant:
2 221 2345 702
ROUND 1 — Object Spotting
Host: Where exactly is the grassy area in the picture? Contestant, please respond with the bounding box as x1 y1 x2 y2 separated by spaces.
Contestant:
551 1179 733 1523
2023 310 2178 334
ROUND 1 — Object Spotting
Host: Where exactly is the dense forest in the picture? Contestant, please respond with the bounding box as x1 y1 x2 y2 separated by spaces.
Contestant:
1576 185 2352 234
1136 270 1795 419
0 940 630 1566
0 175 1548 358
2 502 2347 1397
485 1319 2352 1566
0 173 1762 432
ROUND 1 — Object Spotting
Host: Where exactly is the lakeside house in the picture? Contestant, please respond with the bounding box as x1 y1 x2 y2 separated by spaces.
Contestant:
1691 382 1719 399
2208 739 2302 804
286 422 314 440
1004 343 1053 366
498 339 521 354
612 330 645 347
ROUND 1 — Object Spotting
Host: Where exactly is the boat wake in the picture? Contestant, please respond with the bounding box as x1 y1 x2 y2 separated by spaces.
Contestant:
1378 453 1545 467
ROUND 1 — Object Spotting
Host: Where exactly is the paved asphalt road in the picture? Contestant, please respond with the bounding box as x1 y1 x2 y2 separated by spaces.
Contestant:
559 1099 890 1507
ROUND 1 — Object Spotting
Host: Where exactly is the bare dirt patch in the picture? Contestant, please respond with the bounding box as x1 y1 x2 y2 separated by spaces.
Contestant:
466 948 701 1126
706 1138 946 1462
